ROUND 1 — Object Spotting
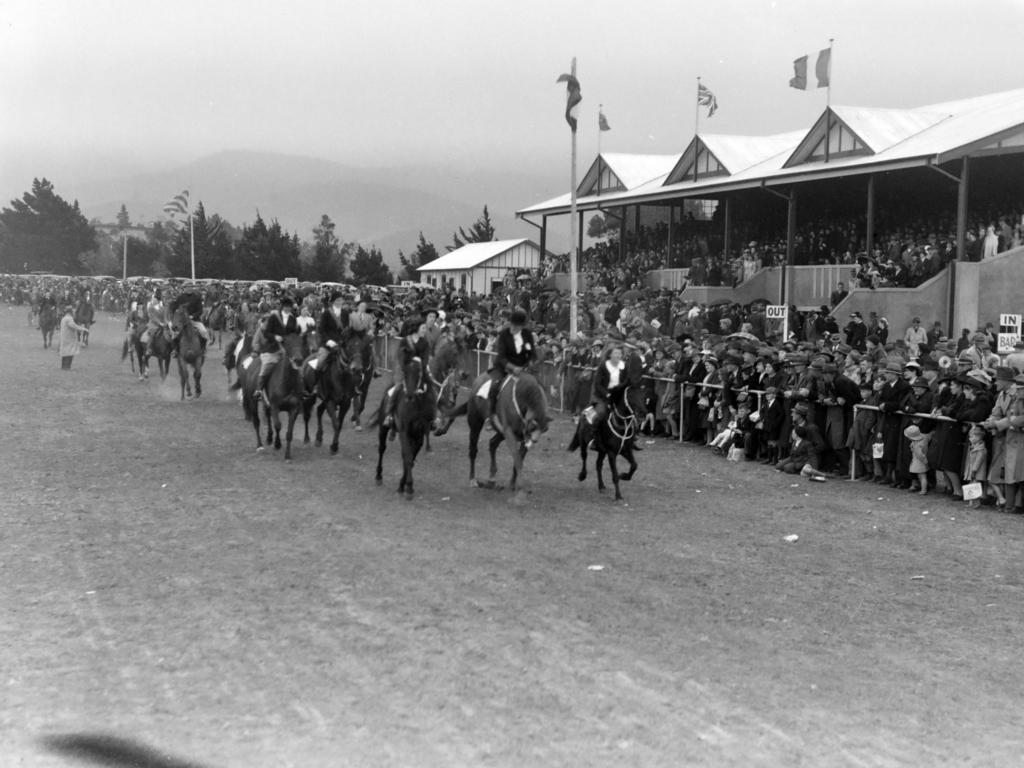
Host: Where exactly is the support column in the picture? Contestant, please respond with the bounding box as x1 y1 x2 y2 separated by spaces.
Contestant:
723 198 732 261
634 205 641 241
951 156 970 334
783 189 797 307
539 215 547 269
619 207 626 261
865 174 876 255
578 210 584 264
667 205 675 267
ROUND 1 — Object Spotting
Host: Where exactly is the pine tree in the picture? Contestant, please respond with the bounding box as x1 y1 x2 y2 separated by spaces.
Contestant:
0 178 97 273
309 214 346 282
449 205 496 252
116 204 131 229
349 245 394 286
399 231 438 281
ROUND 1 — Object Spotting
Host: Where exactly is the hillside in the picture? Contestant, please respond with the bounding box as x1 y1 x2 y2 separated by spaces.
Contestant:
59 150 561 266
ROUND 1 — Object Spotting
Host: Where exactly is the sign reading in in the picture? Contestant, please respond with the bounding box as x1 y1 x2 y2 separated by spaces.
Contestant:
998 313 1021 354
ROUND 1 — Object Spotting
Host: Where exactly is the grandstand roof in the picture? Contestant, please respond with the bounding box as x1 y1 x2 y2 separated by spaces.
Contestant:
518 87 1024 218
417 238 535 272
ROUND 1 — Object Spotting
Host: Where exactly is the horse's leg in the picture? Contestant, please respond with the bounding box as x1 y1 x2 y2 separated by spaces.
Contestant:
264 402 274 445
272 405 283 450
331 397 350 454
608 451 623 501
509 439 528 493
596 450 607 493
468 413 482 487
375 422 387 486
487 431 504 484
178 359 187 400
315 401 326 447
301 396 313 445
328 399 342 454
194 361 202 398
621 448 638 482
399 432 414 498
578 428 589 483
252 395 264 451
284 406 298 461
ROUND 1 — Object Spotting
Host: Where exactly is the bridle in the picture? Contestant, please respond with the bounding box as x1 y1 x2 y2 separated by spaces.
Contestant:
608 386 638 451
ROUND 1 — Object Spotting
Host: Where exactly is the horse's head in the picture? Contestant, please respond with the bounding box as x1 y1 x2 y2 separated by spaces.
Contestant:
340 332 365 376
403 356 428 399
282 334 306 369
432 369 461 433
514 373 551 448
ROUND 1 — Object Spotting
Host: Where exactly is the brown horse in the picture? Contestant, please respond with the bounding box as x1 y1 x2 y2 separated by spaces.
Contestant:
39 304 58 349
372 355 436 498
231 334 307 460
489 371 550 492
301 331 363 454
568 385 639 501
172 306 205 400
434 372 490 487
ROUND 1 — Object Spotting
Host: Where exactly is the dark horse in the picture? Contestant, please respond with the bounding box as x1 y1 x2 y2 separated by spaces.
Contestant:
372 355 437 498
301 331 363 454
125 325 172 381
348 334 377 432
171 306 205 400
203 301 233 349
231 334 307 460
568 385 639 501
437 370 549 492
39 304 58 349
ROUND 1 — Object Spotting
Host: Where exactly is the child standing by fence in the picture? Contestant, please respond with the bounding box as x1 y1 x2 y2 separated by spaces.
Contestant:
904 425 931 495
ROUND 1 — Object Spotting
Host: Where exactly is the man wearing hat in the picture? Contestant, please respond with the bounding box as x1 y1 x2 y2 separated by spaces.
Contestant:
678 345 707 443
876 359 911 484
312 291 350 377
961 331 1000 371
980 366 1018 507
256 295 300 401
487 308 537 429
757 384 785 464
844 311 867 352
817 361 861 473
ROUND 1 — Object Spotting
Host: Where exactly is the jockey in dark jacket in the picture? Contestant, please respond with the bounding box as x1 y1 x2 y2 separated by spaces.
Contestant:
487 308 537 428
257 295 300 399
382 316 431 431
313 291 348 377
169 291 210 357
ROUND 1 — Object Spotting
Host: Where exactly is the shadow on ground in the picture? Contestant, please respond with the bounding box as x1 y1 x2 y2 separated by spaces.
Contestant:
40 733 218 768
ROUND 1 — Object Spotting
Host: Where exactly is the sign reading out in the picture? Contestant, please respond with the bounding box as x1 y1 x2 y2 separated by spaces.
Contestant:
766 305 787 320
283 277 298 288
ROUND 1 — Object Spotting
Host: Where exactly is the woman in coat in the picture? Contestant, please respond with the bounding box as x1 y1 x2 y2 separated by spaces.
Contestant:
58 304 90 370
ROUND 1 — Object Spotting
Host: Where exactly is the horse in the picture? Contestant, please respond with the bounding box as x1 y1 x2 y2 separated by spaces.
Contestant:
203 302 232 349
74 299 94 346
372 355 436 498
146 327 173 381
489 371 550 493
223 332 250 385
171 306 205 400
568 385 639 501
38 304 58 349
231 334 307 460
301 331 363 454
348 334 377 432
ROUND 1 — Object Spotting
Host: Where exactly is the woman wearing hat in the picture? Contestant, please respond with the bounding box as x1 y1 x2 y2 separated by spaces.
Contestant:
980 367 1018 508
256 295 300 400
57 304 90 370
1000 373 1024 513
381 315 430 429
875 359 911 484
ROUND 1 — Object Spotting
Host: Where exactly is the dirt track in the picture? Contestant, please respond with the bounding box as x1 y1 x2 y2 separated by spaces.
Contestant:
3 306 1024 768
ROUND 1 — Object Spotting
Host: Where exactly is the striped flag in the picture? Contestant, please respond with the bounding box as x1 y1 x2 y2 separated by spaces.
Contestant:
697 83 717 117
815 47 831 88
162 190 189 218
556 61 582 132
598 109 610 132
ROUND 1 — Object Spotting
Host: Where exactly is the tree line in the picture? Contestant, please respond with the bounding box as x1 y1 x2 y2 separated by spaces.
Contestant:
0 178 497 285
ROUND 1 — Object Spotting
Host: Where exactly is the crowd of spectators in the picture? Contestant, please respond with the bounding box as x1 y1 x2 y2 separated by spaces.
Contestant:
4 269 1023 514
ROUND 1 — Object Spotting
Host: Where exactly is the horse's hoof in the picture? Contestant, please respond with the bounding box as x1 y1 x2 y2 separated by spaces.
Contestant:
375 477 382 486
470 479 478 488
315 438 322 447
577 472 586 482
256 446 265 452
354 425 362 432
330 444 338 455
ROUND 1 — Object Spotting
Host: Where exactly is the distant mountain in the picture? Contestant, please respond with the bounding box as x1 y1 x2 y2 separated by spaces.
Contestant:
65 150 563 267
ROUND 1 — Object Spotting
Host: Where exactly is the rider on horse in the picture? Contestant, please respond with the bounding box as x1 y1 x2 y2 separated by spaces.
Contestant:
348 299 377 373
583 339 645 451
381 316 431 430
487 308 537 430
169 291 211 357
312 291 348 379
256 295 300 401
141 288 169 358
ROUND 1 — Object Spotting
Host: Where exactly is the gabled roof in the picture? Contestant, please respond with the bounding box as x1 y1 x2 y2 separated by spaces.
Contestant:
417 238 535 272
517 87 1024 218
577 153 678 196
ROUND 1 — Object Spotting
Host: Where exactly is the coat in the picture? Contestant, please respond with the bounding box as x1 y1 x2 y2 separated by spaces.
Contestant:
58 313 87 357
1002 396 1024 484
492 327 537 373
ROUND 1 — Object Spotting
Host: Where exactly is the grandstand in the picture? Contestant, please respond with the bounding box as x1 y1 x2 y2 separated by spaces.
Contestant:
517 87 1024 332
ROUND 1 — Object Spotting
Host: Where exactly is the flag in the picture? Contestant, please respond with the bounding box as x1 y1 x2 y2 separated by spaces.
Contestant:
556 67 582 131
789 55 808 90
815 47 831 88
598 109 610 132
697 83 717 117
162 190 189 218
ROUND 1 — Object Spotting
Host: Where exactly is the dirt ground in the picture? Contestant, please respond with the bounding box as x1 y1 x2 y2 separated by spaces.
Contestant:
2 306 1024 768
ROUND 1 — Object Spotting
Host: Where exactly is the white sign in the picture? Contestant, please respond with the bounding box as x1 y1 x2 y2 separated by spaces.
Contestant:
998 314 1021 354
283 277 298 287
766 305 787 320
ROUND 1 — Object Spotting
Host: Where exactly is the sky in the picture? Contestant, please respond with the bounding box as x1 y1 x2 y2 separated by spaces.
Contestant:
3 0 1024 201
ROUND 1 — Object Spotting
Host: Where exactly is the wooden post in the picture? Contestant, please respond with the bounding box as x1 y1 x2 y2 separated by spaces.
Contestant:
723 198 731 261
783 189 797 307
865 174 875 255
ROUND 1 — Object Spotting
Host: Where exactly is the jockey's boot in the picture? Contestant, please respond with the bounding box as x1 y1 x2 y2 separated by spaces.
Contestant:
171 336 180 359
381 391 395 428
485 379 501 431
256 368 272 403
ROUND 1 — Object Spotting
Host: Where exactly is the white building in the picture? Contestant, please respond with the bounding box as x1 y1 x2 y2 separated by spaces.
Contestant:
417 238 543 295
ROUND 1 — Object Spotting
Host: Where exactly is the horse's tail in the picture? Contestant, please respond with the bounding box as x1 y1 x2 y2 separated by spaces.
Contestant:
568 426 580 452
121 339 129 361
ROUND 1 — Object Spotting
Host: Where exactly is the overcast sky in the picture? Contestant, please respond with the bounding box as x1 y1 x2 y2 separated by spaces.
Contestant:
3 0 1024 194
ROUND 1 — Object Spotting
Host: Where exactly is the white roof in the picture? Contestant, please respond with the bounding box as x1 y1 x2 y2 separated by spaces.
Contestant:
417 238 535 272
518 87 1024 217
599 153 679 189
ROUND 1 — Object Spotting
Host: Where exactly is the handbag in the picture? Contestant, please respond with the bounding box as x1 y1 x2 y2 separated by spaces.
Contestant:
962 482 983 500
697 395 710 409
872 442 885 459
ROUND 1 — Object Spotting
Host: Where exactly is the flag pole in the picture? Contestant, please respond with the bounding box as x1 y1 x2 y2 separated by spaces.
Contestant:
569 58 579 340
188 192 195 280
598 103 602 156
122 230 128 280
